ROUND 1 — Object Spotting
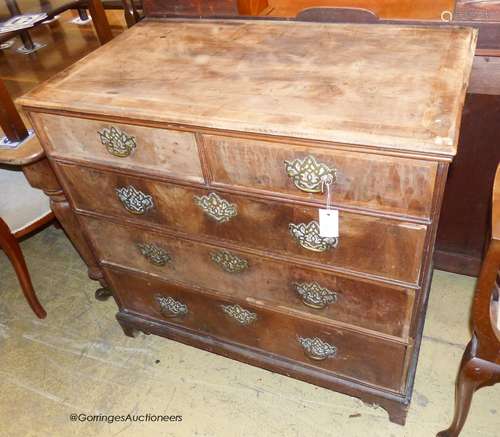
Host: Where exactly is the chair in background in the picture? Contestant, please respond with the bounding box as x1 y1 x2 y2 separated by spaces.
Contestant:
0 167 52 319
0 78 51 319
121 0 143 26
437 165 500 436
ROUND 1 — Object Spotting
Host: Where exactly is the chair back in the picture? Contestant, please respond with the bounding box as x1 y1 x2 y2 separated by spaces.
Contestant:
473 164 500 362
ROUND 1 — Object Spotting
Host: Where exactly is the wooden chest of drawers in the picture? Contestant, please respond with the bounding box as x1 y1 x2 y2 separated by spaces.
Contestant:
20 19 476 425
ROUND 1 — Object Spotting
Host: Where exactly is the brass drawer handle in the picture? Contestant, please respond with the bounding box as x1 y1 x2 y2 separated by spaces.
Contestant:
221 304 257 326
137 243 171 266
98 126 137 157
284 155 336 193
155 294 188 318
116 185 154 215
293 282 338 309
298 336 337 361
289 221 338 252
194 192 237 223
210 250 248 273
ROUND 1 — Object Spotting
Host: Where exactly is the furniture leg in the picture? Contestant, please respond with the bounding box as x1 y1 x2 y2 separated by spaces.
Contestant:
0 78 29 143
22 158 105 285
19 30 35 50
386 403 409 426
95 287 112 301
88 0 112 45
121 0 140 27
49 196 104 282
16 31 45 55
78 8 89 20
364 396 409 425
0 218 46 319
437 340 500 437
116 313 139 337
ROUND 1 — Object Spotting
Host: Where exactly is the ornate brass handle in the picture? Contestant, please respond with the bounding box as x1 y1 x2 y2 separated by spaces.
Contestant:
298 336 337 361
194 192 237 223
98 126 137 157
137 243 171 266
155 294 188 318
293 282 338 309
210 250 249 273
221 304 257 325
289 221 338 252
116 185 154 215
284 155 336 193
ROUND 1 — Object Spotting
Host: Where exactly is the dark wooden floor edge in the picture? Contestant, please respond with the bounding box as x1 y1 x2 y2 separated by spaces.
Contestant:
116 311 410 425
433 250 481 277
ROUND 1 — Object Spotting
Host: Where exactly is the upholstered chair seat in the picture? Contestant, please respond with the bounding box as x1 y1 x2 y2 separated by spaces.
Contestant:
0 142 53 319
0 166 51 235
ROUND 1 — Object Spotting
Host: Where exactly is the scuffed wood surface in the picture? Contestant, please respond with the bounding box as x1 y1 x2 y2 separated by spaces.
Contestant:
203 134 438 218
20 19 476 157
82 215 415 339
105 267 408 392
33 112 205 183
56 162 427 284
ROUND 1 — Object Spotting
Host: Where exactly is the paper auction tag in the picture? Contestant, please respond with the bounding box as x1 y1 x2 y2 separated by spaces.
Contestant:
319 208 339 238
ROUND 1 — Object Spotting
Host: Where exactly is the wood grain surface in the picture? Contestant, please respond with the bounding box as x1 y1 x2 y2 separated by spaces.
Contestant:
33 112 204 182
203 133 438 218
20 19 477 157
106 267 408 392
82 215 415 340
55 162 428 284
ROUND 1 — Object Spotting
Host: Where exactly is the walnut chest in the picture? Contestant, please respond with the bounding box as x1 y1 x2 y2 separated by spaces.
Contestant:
20 19 477 424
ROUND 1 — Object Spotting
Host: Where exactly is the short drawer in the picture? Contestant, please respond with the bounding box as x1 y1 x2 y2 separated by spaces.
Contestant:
58 164 427 283
83 216 415 339
105 268 407 392
202 134 438 219
32 113 204 183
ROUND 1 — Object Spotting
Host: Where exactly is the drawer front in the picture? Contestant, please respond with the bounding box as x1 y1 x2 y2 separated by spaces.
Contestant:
202 134 438 218
59 164 427 283
105 268 407 392
33 113 204 183
83 216 414 339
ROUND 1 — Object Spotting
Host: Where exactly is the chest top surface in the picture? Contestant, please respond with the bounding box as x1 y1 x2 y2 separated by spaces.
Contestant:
20 19 476 157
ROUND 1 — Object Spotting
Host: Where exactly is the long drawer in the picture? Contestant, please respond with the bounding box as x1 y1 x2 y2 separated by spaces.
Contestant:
32 113 204 183
104 267 408 392
58 163 427 284
202 134 438 219
82 216 415 340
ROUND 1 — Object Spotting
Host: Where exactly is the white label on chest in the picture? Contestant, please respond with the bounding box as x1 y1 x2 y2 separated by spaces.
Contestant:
319 209 339 238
